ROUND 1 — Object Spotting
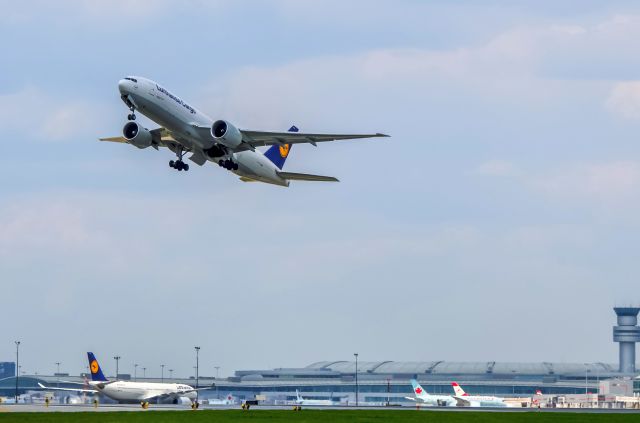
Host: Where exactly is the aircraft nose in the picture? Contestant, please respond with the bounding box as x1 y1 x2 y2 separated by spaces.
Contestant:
118 79 130 94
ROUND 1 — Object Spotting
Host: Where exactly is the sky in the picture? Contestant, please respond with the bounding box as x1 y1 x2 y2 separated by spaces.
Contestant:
2 0 640 379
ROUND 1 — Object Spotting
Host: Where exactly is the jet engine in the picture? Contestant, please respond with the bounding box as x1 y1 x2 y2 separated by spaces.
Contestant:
211 120 242 148
123 121 152 149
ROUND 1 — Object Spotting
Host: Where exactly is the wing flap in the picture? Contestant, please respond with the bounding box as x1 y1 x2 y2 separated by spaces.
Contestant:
189 150 208 166
277 171 339 182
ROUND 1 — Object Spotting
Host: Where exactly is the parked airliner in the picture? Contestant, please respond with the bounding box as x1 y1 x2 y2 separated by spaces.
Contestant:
100 76 388 186
405 379 456 407
294 389 336 406
39 353 205 408
451 382 509 407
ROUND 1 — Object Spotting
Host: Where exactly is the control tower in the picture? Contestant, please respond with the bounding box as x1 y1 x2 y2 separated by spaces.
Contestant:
613 307 640 374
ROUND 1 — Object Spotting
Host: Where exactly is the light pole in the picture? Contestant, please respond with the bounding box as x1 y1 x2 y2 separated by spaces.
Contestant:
169 369 174 379
14 341 20 404
161 364 165 383
55 362 61 374
142 367 146 378
584 363 589 395
195 347 201 404
113 356 121 380
215 366 220 399
354 353 359 407
134 364 138 381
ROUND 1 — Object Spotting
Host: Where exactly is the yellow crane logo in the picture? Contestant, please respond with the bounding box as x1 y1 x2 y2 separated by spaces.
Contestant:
279 144 290 158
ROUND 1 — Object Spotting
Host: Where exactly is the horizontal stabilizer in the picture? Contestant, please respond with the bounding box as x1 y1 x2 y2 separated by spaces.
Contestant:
277 171 339 182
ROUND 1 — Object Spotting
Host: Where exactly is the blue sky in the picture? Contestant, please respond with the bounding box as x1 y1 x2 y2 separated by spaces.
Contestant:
2 0 640 378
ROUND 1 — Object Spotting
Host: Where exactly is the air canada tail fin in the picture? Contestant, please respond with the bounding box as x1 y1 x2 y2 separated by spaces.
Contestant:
411 379 428 397
87 352 108 382
451 382 467 396
296 389 302 401
264 125 297 169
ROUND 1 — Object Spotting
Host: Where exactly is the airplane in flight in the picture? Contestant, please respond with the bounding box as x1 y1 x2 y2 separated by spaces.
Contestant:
38 352 205 409
100 76 388 186
451 382 509 407
405 379 456 407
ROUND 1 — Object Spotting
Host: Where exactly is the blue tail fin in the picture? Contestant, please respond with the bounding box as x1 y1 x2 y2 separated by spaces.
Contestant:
87 352 108 382
264 125 297 169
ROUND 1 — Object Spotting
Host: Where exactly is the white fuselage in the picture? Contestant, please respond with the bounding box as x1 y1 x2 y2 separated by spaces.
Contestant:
118 77 289 186
457 395 508 407
90 380 197 403
412 393 456 407
296 398 335 406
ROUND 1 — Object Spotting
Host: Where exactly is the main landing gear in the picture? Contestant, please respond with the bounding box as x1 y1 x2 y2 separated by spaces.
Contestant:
170 147 190 171
127 107 136 121
169 160 189 171
218 159 238 171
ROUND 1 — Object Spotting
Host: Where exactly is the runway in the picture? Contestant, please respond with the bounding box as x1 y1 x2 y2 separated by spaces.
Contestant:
2 403 640 414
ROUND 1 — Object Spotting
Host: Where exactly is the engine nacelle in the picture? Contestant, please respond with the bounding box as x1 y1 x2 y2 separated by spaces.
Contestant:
211 120 242 148
123 121 152 149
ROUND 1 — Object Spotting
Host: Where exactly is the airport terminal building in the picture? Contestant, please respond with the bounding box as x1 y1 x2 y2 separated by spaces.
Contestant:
214 360 629 404
2 307 640 404
1 360 637 404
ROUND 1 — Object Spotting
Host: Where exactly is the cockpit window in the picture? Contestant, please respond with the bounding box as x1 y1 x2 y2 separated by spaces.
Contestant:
125 77 138 83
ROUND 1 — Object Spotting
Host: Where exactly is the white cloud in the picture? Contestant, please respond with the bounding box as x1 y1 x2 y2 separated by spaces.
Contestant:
531 161 640 212
0 87 103 141
605 81 640 119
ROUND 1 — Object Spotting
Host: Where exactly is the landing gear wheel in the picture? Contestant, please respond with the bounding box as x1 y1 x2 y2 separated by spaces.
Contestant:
169 160 175 168
183 163 189 171
127 113 136 121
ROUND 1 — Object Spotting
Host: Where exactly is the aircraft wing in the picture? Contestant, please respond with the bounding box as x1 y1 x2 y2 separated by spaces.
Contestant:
190 124 389 151
38 382 96 394
99 128 209 166
237 130 389 150
99 127 191 152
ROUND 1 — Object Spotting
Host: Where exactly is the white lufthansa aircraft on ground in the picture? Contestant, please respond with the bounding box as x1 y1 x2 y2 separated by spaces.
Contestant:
405 379 456 407
451 382 509 407
101 76 388 186
39 353 205 408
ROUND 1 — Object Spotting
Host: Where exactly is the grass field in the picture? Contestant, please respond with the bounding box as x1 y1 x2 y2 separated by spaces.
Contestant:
1 410 640 423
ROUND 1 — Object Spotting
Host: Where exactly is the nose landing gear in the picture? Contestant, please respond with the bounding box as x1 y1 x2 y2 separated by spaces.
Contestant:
127 106 136 121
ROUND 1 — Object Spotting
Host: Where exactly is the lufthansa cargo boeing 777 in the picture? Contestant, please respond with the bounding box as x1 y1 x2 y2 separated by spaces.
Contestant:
100 76 389 186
